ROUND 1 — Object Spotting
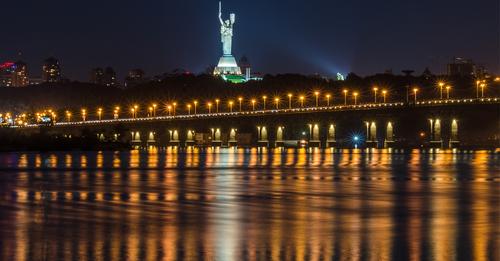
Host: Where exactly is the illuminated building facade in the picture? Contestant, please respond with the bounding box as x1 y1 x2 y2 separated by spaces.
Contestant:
42 57 61 83
11 61 29 87
0 62 15 87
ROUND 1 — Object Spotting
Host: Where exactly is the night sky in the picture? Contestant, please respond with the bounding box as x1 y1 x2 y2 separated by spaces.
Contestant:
1 0 498 80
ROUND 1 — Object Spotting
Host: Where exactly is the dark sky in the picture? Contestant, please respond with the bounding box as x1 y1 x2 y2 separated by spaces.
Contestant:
1 0 498 81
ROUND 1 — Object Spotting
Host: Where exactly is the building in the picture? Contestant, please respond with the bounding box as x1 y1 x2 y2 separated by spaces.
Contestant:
125 69 146 88
90 68 105 85
103 67 117 87
447 58 475 77
0 62 15 87
11 61 29 87
42 57 61 83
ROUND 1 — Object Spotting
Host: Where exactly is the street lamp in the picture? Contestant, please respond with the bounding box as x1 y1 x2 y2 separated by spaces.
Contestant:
353 92 358 105
66 111 71 122
373 87 378 103
148 107 153 117
167 105 172 116
98 108 103 121
438 82 445 99
446 86 451 99
343 89 348 105
413 88 419 103
314 91 320 107
152 103 157 117
326 94 331 107
114 106 120 119
207 102 212 114
288 93 292 109
262 96 267 110
172 102 177 116
382 90 387 103
131 108 135 119
134 105 138 118
238 97 243 112
193 101 198 115
251 99 256 111
215 99 220 113
229 101 234 113
82 109 87 121
476 80 481 98
274 97 280 110
299 96 305 107
187 104 192 115
480 83 486 97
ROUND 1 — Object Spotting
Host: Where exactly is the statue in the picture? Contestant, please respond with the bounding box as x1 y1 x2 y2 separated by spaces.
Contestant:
219 2 235 56
214 2 242 76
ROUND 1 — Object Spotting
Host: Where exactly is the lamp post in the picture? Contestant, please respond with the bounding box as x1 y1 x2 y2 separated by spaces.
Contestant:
131 108 135 119
81 109 87 121
193 101 198 115
373 87 378 103
262 96 267 110
353 92 358 105
148 107 153 117
314 91 320 107
172 103 177 116
288 93 292 109
413 88 418 103
382 90 387 103
299 96 305 107
251 99 256 111
439 82 445 99
66 111 71 122
446 86 451 99
134 105 138 118
98 108 103 121
229 101 234 113
114 106 120 119
187 104 191 115
274 97 280 110
215 99 220 113
167 105 172 116
238 97 243 112
152 104 157 117
207 103 212 114
480 83 486 98
343 89 348 105
476 80 480 98
326 94 331 107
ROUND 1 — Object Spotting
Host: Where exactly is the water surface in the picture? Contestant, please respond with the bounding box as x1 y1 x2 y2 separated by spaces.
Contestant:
0 148 498 260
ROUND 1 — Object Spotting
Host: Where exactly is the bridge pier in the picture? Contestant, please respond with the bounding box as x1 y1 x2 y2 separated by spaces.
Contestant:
384 121 395 148
257 126 269 147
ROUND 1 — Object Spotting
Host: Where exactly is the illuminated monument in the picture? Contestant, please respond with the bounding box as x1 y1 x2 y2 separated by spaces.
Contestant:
213 2 242 76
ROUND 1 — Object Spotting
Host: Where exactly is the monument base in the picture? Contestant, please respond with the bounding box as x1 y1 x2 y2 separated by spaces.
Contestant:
214 55 242 75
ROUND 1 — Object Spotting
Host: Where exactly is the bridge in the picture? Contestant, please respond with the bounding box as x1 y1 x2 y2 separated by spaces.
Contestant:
18 98 500 149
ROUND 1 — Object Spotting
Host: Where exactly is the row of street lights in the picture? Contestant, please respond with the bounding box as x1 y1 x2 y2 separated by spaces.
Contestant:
58 80 492 122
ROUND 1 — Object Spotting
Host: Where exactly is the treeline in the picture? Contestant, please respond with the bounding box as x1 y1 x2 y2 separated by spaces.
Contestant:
0 73 495 115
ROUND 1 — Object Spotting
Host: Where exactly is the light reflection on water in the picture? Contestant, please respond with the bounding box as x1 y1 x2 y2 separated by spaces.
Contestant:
0 149 498 260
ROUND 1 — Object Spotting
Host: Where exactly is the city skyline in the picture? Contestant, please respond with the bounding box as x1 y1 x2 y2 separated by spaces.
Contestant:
0 0 498 81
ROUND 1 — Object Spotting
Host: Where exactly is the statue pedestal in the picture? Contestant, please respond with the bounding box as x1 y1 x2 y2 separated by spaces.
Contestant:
214 55 242 75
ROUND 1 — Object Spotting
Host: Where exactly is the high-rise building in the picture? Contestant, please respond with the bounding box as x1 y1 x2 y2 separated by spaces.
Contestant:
42 57 61 83
103 67 117 87
90 68 104 85
447 58 475 77
125 69 145 88
11 61 29 87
